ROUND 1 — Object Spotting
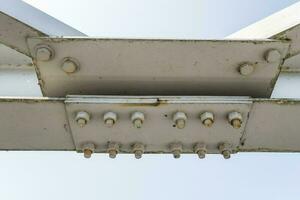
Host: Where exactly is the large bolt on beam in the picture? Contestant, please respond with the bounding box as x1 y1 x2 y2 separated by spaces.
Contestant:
82 143 95 159
132 143 145 159
173 112 187 129
103 112 117 127
131 112 145 129
107 142 120 159
75 111 91 127
194 143 207 159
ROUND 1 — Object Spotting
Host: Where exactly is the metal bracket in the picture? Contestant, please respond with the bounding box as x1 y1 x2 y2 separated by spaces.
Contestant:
27 37 289 98
65 96 252 158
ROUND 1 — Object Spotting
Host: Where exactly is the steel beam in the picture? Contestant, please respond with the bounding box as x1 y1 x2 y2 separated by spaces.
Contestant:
0 96 300 158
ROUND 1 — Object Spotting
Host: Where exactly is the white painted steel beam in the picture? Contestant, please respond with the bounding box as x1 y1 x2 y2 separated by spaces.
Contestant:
0 96 299 159
0 0 85 55
228 2 300 99
0 0 86 37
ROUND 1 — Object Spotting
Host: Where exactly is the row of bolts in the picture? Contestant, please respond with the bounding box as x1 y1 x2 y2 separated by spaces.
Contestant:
34 44 282 75
75 111 243 160
82 142 233 160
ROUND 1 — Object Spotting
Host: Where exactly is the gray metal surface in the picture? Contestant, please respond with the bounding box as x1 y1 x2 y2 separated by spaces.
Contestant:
0 11 45 56
0 0 85 56
28 37 289 97
0 96 300 156
241 99 300 152
0 97 74 150
65 96 252 154
228 2 300 73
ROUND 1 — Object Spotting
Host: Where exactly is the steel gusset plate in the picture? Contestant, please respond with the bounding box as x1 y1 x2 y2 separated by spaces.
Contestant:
28 38 289 97
65 96 252 154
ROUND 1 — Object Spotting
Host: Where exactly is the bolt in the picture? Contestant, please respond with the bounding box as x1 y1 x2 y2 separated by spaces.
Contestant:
35 45 54 61
218 143 232 159
173 112 187 129
131 112 145 128
239 63 254 76
132 143 145 159
222 150 231 159
82 143 95 159
194 143 207 159
170 143 183 159
200 112 214 127
265 49 281 63
61 57 79 73
107 142 119 159
228 111 243 129
75 111 90 127
103 112 117 127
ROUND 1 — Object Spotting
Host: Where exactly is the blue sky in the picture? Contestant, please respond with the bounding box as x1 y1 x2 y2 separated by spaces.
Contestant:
1 1 300 199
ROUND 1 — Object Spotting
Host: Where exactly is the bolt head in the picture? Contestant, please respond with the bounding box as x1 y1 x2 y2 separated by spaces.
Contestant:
200 112 214 127
77 118 87 127
203 118 213 127
82 143 95 158
172 150 181 159
105 118 115 127
222 150 231 159
107 142 119 158
265 49 281 63
61 59 78 73
194 143 207 159
131 112 145 128
173 112 187 129
132 143 145 159
175 119 186 129
108 150 117 159
104 112 117 127
133 119 143 128
239 63 254 76
218 143 232 159
197 150 206 159
36 47 53 61
231 119 242 129
75 111 90 127
228 112 242 129
170 143 182 158
83 149 93 159
134 150 143 159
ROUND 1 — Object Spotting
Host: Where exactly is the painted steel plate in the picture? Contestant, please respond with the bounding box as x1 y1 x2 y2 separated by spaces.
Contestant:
65 96 252 154
28 38 289 97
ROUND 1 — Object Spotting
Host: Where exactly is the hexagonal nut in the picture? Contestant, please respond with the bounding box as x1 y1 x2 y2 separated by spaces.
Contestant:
107 142 120 158
173 112 187 129
200 112 214 127
228 111 243 129
265 49 281 63
131 112 145 128
75 111 90 127
132 143 145 159
239 63 254 76
82 143 95 159
103 112 117 127
35 44 54 61
61 57 80 74
194 143 207 158
218 143 232 159
170 142 183 158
